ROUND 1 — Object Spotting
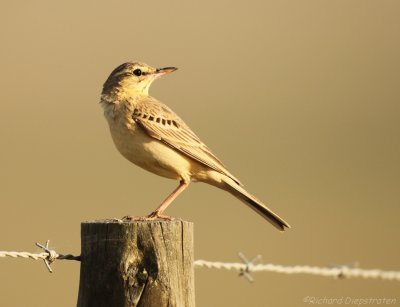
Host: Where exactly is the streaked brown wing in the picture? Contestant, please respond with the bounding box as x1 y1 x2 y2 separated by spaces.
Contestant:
132 97 242 186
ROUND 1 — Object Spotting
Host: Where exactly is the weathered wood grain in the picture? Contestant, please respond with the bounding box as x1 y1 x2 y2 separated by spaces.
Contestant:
77 219 194 307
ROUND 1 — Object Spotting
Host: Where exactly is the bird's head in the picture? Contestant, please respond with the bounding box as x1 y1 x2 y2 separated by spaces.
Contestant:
102 62 177 96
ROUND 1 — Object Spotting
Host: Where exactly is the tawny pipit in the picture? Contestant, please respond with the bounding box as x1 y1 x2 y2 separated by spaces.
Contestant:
100 62 290 231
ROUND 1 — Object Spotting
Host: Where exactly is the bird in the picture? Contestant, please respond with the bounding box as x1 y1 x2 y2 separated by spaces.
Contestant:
100 61 290 231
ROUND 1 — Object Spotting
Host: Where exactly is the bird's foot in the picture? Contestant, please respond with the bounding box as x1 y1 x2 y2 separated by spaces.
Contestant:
147 211 175 221
122 213 175 221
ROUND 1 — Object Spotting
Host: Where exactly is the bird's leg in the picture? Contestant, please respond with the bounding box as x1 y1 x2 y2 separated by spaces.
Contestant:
146 180 189 220
122 180 189 221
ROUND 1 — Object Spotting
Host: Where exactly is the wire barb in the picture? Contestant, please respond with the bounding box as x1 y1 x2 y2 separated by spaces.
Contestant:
35 240 57 273
238 252 262 283
0 240 81 273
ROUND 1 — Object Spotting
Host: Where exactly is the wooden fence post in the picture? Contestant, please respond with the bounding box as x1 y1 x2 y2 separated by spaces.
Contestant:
77 219 194 307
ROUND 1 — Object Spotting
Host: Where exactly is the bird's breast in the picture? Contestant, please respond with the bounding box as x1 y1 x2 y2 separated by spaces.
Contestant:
107 117 193 182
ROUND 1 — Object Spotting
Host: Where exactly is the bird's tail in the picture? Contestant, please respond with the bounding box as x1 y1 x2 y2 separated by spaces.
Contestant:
221 177 290 231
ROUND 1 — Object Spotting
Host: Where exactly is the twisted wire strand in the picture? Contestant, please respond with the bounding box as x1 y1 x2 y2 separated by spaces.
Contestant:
0 251 80 261
0 251 50 261
193 260 400 281
1 245 399 281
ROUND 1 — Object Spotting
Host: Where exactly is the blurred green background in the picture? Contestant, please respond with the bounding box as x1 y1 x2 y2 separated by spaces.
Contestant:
0 1 399 306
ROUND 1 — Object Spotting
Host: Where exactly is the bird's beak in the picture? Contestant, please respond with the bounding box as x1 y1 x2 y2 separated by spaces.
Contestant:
155 67 178 76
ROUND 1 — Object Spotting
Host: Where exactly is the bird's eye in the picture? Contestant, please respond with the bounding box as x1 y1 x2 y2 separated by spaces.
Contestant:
133 69 142 76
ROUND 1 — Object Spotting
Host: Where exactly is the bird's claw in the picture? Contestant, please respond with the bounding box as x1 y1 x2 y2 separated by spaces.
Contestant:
147 212 175 221
122 213 175 221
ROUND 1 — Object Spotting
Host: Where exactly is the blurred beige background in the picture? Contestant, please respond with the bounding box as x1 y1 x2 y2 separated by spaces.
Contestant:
0 1 399 306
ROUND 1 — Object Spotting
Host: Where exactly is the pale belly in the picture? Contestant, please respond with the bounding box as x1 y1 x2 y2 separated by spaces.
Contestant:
109 123 193 181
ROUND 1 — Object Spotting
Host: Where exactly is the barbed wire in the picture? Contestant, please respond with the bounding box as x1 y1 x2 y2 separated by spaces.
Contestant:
194 253 400 282
0 241 80 273
1 242 399 282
